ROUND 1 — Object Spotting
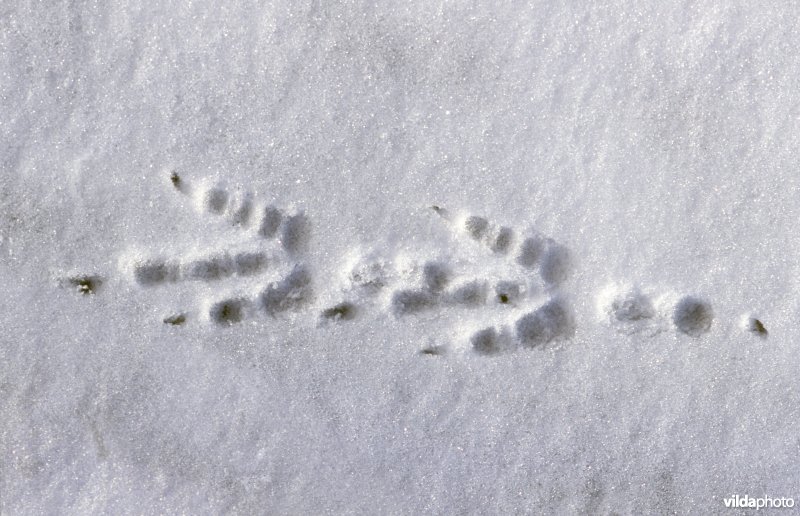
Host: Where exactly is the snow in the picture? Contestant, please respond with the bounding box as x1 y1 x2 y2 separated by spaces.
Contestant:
2 1 800 513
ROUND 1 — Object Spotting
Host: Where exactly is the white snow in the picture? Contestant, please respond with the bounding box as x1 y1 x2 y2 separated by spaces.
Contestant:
2 1 800 513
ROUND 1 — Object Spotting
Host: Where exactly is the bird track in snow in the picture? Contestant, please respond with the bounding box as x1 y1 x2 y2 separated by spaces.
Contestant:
60 169 763 352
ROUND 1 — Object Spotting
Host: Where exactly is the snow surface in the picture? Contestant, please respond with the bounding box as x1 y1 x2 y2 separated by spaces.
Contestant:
2 1 800 514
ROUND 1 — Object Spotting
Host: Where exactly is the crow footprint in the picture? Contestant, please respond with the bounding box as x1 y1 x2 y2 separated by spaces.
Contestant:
110 172 318 326
454 211 579 355
348 209 579 355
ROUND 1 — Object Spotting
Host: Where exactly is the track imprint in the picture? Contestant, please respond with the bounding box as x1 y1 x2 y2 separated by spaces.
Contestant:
63 177 759 348
597 284 720 338
332 209 578 355
100 171 318 326
449 211 577 355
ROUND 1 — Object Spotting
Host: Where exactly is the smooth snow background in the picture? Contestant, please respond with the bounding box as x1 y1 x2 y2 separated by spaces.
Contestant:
2 1 800 513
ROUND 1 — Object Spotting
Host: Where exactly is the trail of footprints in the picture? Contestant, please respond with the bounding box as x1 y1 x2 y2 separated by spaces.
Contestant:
63 173 770 353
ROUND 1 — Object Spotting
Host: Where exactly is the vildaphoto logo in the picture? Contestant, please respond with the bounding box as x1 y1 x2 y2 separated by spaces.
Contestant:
723 495 795 509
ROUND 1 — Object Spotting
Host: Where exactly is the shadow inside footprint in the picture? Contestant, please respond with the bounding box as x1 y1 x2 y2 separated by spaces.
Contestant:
231 196 253 227
516 298 575 347
448 281 487 307
262 265 313 315
517 236 545 269
674 297 713 336
234 252 268 276
423 261 451 293
391 290 436 316
490 227 514 254
464 216 489 240
205 188 229 215
471 327 504 356
259 206 283 238
185 255 234 281
540 243 572 286
134 260 179 286
280 213 310 254
321 302 357 322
